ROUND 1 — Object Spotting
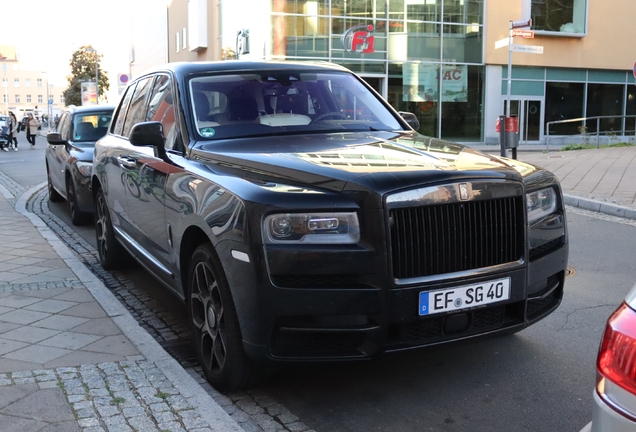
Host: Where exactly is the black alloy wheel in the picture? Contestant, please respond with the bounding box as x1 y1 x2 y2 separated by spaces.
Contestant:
67 177 88 226
47 165 63 202
95 188 122 270
188 244 264 391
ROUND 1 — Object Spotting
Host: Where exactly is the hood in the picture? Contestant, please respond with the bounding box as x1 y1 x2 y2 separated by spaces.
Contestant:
194 131 523 195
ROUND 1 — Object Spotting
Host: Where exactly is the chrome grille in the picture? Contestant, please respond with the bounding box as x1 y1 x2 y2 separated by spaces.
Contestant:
390 196 524 279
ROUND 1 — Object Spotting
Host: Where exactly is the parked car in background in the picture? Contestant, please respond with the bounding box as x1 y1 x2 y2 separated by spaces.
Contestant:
46 105 114 225
92 61 569 391
580 283 636 432
0 115 8 147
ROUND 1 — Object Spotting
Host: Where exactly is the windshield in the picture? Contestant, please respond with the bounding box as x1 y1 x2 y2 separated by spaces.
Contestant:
73 111 113 142
188 70 404 140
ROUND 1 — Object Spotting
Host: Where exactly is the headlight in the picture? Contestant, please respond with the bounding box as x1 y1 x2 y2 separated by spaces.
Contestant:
263 212 360 244
76 161 92 178
526 187 557 224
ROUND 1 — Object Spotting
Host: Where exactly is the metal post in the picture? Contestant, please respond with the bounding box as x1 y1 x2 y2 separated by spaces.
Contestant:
499 115 507 157
95 52 99 103
506 21 513 118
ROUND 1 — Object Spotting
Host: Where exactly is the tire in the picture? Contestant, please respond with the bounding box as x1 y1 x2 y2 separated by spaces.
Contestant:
95 187 123 270
67 177 89 226
47 165 63 202
188 244 264 391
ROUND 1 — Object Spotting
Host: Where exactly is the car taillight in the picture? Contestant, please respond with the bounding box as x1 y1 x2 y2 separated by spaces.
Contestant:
596 302 636 420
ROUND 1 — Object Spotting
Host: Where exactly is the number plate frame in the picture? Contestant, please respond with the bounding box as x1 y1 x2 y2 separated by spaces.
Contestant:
419 277 511 316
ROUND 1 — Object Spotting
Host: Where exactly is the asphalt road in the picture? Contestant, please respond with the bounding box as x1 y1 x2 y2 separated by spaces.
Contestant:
4 143 636 432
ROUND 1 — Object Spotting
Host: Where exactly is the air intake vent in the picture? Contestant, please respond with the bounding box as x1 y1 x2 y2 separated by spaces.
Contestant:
390 197 524 278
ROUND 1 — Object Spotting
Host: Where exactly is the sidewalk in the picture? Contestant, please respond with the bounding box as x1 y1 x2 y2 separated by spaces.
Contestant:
0 184 243 431
475 144 636 220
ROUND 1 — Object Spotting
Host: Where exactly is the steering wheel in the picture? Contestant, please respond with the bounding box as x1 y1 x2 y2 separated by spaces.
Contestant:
312 111 347 123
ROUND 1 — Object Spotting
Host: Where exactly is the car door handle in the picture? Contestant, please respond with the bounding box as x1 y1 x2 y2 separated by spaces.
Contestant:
117 156 137 169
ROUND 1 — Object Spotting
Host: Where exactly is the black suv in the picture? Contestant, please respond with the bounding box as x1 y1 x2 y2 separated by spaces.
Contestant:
92 61 568 391
46 104 114 224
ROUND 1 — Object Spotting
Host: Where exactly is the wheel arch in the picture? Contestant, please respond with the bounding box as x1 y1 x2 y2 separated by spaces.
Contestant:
179 225 212 298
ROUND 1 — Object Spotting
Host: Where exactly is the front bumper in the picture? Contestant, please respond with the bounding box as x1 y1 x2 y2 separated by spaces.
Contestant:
231 239 567 365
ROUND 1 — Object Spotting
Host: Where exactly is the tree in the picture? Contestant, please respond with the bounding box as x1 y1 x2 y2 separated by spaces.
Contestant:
63 46 109 106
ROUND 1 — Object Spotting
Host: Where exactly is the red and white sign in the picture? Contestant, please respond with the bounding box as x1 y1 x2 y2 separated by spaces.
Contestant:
633 61 636 79
511 18 532 29
342 25 376 54
512 29 534 38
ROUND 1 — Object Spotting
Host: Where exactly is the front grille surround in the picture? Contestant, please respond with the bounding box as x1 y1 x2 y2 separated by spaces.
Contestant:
387 181 526 281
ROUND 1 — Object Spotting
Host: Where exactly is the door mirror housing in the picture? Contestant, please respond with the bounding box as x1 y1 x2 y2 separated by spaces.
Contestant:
399 111 420 131
46 132 67 145
129 121 170 160
129 121 165 148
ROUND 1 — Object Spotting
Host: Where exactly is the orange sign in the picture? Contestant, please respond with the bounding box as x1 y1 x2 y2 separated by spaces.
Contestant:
512 30 535 38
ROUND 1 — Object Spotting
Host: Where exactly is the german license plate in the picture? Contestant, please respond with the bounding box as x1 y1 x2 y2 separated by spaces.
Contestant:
419 277 511 316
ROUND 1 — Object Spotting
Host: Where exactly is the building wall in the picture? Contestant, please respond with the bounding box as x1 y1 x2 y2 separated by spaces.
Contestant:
1 63 64 118
130 0 169 79
486 0 636 71
167 0 218 62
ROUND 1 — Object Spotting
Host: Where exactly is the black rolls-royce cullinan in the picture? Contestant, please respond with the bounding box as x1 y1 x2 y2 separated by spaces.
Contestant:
91 61 568 391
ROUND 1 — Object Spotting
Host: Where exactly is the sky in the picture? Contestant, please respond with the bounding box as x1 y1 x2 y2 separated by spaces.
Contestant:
1 0 134 102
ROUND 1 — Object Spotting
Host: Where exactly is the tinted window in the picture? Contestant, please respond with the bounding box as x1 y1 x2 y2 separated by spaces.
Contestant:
112 83 137 136
122 77 153 137
188 70 404 140
146 74 179 150
72 111 113 142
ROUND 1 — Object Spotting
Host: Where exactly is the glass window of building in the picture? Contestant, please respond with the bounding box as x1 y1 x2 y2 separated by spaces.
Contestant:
14 78 19 88
443 24 482 63
37 78 42 87
530 0 586 34
275 0 330 15
26 95 31 103
25 78 31 88
586 83 624 134
332 0 387 18
38 95 43 103
60 96 65 104
545 82 584 135
440 65 483 141
15 95 20 103
388 62 439 137
626 87 636 136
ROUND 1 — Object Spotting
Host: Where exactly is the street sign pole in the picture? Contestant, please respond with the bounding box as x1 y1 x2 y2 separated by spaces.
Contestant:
503 21 513 157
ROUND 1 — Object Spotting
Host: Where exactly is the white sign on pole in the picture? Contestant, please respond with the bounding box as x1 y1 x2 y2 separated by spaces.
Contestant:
511 44 544 54
495 38 510 49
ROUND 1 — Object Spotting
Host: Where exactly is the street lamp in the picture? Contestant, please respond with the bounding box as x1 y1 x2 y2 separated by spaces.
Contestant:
85 47 99 104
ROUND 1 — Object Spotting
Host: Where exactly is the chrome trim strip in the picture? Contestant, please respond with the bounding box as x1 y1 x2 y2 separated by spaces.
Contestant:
386 180 523 209
113 226 173 277
393 260 524 287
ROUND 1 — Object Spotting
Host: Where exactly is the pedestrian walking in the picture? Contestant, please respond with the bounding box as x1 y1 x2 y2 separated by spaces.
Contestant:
26 113 40 147
4 112 19 152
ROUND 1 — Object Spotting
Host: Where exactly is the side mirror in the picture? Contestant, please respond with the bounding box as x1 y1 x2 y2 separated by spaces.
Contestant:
399 111 420 131
129 121 168 160
129 121 164 148
46 132 67 145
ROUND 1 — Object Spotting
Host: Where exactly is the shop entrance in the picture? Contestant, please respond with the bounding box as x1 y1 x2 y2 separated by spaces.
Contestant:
503 98 544 143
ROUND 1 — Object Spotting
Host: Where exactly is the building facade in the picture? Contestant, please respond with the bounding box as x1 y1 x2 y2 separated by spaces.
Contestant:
158 0 636 145
1 61 65 121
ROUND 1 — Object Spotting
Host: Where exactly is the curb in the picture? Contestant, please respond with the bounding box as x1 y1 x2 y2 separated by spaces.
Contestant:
563 194 636 220
14 182 244 432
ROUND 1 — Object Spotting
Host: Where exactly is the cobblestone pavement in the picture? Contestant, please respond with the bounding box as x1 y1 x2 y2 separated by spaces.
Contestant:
0 171 313 432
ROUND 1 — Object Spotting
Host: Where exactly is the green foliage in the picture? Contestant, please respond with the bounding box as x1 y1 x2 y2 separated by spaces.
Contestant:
561 142 635 151
63 46 110 106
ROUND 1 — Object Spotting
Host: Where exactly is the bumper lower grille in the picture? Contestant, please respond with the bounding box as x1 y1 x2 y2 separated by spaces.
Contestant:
390 197 525 279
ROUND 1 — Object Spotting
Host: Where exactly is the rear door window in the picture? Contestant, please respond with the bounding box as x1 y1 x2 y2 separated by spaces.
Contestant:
112 83 137 136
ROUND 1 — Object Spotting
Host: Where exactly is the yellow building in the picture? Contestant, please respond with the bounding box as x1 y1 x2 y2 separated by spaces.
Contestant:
151 0 636 145
1 52 65 121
